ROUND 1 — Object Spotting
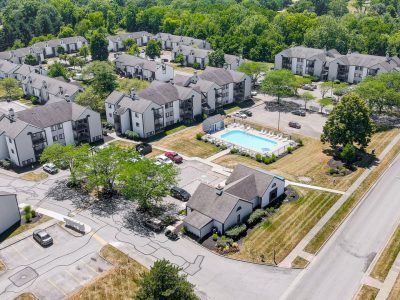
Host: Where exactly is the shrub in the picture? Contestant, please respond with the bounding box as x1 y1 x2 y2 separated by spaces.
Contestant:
328 167 338 175
212 233 218 241
340 143 357 164
162 215 177 226
255 153 263 162
297 138 304 146
31 209 37 218
287 146 294 154
270 153 277 162
125 130 140 141
25 212 32 222
230 148 239 154
196 132 204 140
219 144 227 150
102 121 113 130
0 159 11 169
30 96 39 105
247 209 266 226
192 62 201 69
263 156 271 164
216 237 233 248
23 205 32 214
225 224 247 240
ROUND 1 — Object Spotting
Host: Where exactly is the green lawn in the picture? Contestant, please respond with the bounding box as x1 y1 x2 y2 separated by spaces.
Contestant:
355 285 379 300
232 188 340 264
6 215 51 240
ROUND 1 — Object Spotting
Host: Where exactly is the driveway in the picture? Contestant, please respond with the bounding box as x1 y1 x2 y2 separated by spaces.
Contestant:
0 224 108 300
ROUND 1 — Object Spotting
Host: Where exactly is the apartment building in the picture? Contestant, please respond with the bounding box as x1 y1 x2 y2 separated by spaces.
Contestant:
154 33 211 50
224 54 245 70
0 59 47 80
0 101 102 167
199 67 251 107
174 72 221 113
172 45 211 69
107 31 153 51
274 46 400 83
114 53 174 82
0 46 44 65
22 73 81 103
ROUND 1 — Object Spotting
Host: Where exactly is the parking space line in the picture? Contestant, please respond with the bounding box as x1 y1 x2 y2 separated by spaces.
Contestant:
29 238 44 250
11 245 28 261
92 232 107 246
65 269 83 286
81 259 99 274
47 279 66 296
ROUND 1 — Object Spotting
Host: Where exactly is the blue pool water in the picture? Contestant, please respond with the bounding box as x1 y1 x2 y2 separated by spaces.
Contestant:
220 130 278 152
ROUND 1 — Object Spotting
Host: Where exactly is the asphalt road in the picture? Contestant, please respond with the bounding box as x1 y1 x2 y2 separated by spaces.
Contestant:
282 153 400 300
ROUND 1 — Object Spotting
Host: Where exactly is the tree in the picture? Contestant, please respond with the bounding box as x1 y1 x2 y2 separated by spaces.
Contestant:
117 78 149 94
261 69 297 103
48 62 69 80
120 159 178 211
145 39 161 59
0 78 22 100
237 61 269 85
175 53 184 66
40 144 90 185
319 98 333 113
79 45 89 61
57 45 65 55
83 61 117 94
328 0 349 17
125 3 137 32
58 25 74 38
24 54 38 66
321 93 375 149
136 259 198 300
122 38 136 49
340 143 357 164
75 87 106 112
320 81 333 99
127 44 140 56
300 91 315 110
89 30 108 61
208 49 226 68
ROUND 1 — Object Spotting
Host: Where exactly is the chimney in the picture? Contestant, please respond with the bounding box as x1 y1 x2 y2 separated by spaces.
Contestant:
347 48 352 55
223 63 228 70
216 184 224 196
192 70 198 83
59 86 63 94
170 78 174 85
42 80 47 89
28 76 32 84
130 88 136 99
386 52 390 62
8 108 15 120
65 94 70 102
323 46 328 55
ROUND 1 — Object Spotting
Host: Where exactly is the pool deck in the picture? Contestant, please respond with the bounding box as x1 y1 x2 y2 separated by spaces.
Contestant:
209 124 294 156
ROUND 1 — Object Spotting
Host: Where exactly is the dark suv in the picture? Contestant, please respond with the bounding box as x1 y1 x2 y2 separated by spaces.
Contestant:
170 186 191 201
136 143 152 155
292 110 306 117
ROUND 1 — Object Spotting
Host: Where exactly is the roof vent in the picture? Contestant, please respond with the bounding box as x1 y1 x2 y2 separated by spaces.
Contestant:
347 48 352 55
130 88 136 99
8 108 15 121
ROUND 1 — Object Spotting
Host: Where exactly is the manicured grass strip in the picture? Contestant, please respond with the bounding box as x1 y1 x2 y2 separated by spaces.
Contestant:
68 245 147 300
6 216 51 240
14 293 38 300
371 225 400 282
305 141 400 254
355 285 379 300
291 256 309 268
0 260 5 272
232 188 339 264
165 124 187 135
388 272 400 300
20 171 48 182
109 140 135 149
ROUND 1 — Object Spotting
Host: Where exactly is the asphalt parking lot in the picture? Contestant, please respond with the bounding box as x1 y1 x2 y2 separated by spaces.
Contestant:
0 224 109 300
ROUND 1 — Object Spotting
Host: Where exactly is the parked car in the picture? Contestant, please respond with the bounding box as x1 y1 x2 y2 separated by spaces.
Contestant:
251 91 258 96
164 151 183 164
165 226 179 241
240 110 252 117
136 143 152 155
33 229 53 247
43 163 58 174
170 186 191 201
302 84 317 91
155 154 173 165
289 121 301 129
144 218 164 232
292 110 306 117
233 112 247 118
324 95 337 101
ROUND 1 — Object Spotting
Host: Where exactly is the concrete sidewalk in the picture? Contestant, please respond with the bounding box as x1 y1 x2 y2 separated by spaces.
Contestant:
279 133 400 268
376 252 400 299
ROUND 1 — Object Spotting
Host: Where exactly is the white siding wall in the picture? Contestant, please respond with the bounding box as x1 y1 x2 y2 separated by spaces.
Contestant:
261 178 285 208
243 75 251 99
0 134 8 160
173 100 180 123
228 83 234 104
44 127 53 146
120 110 131 134
223 200 253 232
106 103 116 125
155 64 174 82
86 110 102 142
6 137 19 165
347 66 355 83
0 194 20 235
63 121 75 145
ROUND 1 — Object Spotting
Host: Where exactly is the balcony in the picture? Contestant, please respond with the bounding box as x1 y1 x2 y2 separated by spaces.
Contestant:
73 123 88 131
32 136 46 144
76 133 90 142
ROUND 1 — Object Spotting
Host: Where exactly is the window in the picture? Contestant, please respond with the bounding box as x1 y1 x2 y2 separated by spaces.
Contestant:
51 125 57 131
11 149 14 154
8 138 12 143
109 113 112 117
135 122 139 127
135 112 139 117
57 124 63 129
108 104 112 108
236 206 242 212
165 102 173 108
53 135 58 142
59 134 64 139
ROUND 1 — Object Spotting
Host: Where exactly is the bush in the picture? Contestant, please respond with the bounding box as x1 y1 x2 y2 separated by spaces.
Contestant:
340 143 357 164
247 209 266 226
230 148 239 154
23 205 32 214
216 237 233 248
225 224 247 240
219 144 227 150
212 233 218 241
287 146 294 154
328 167 338 175
196 132 204 140
192 62 201 70
162 215 177 226
125 130 140 141
30 96 39 105
0 159 11 169
255 153 263 162
297 138 304 146
25 212 32 222
31 209 36 218
102 121 113 130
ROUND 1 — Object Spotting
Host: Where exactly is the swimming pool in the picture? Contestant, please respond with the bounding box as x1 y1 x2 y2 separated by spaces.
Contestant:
220 130 278 152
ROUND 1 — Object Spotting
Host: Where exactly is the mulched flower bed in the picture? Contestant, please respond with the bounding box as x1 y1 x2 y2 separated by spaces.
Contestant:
327 159 354 176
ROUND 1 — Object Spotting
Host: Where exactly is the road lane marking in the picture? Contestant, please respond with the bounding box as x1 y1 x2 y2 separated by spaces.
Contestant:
47 279 66 296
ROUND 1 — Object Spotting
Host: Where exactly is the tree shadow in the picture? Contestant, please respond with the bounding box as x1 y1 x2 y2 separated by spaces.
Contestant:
46 179 91 210
265 100 301 113
322 148 378 170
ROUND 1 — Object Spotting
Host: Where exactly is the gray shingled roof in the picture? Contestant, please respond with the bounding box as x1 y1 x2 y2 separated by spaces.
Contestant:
139 81 194 105
117 97 154 114
16 101 88 129
174 74 219 93
14 64 35 76
173 45 211 59
203 114 223 127
115 54 158 72
107 31 152 43
184 210 213 229
200 67 245 86
105 90 125 105
155 33 209 49
224 54 241 66
0 60 19 74
23 73 80 98
0 115 35 139
33 36 87 49
337 53 400 70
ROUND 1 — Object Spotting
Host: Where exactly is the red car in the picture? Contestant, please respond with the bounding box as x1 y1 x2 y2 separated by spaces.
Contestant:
164 152 183 163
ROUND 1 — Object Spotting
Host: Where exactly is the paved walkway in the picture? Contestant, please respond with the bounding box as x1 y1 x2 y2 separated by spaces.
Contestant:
279 134 400 268
376 252 400 299
205 149 230 162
